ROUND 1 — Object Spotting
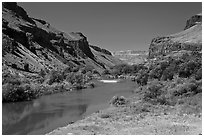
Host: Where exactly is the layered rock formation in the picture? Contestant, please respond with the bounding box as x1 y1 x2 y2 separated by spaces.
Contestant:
2 2 122 74
149 13 202 58
184 13 202 30
113 50 148 65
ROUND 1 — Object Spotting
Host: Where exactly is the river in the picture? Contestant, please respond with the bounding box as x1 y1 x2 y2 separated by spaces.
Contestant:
2 79 137 135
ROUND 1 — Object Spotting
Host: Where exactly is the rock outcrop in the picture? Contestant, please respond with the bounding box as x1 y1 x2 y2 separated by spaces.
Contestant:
89 45 112 56
2 2 122 74
149 14 202 58
184 13 202 30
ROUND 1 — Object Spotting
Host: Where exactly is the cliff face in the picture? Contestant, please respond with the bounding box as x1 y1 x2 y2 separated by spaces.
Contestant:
2 2 122 73
89 45 112 56
149 14 202 58
113 50 148 65
184 13 202 30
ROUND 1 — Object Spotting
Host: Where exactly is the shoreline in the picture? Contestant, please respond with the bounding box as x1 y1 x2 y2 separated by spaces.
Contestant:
48 93 202 135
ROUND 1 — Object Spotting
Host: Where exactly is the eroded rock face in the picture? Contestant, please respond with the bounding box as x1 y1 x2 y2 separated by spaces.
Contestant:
3 2 35 24
113 50 148 65
149 14 202 59
184 13 202 30
2 2 121 73
90 45 112 56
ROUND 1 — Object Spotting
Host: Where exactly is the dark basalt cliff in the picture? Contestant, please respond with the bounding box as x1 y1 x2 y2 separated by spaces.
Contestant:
2 2 122 73
149 14 202 58
184 13 202 30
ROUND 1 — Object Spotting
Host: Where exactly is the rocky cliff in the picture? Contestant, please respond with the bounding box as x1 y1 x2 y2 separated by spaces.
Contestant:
113 50 148 65
149 13 202 58
184 13 202 30
2 2 122 74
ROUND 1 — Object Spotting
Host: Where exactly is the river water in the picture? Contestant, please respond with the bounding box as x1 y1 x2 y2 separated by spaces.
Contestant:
2 79 136 135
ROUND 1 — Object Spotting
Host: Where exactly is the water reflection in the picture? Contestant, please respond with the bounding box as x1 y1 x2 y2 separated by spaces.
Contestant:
2 101 33 130
2 80 136 135
3 94 88 135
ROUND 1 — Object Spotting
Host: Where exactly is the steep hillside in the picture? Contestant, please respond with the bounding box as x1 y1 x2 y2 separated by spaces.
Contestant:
2 2 121 74
113 50 148 65
149 13 202 58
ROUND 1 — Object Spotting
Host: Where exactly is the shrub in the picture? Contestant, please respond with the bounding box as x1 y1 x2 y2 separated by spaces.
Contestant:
100 113 111 119
66 72 84 85
39 69 46 77
3 77 22 85
72 66 80 72
110 63 135 75
195 68 202 80
47 70 64 85
102 69 110 75
109 96 129 107
2 83 40 102
143 77 202 106
143 80 164 101
87 82 95 88
131 64 147 74
81 65 94 74
72 83 84 90
161 66 175 81
136 69 149 86
62 67 73 77
24 63 29 71
173 79 201 97
92 69 100 75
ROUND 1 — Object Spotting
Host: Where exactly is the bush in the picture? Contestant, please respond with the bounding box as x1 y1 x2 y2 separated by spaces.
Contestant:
72 66 80 72
47 70 64 85
92 69 100 75
2 83 40 102
161 66 175 81
141 76 202 106
195 68 202 80
87 82 95 88
72 83 84 90
143 80 165 103
102 69 110 75
3 77 22 85
100 113 111 119
109 96 129 107
81 65 94 74
136 69 149 86
39 69 46 77
173 79 201 97
66 72 84 85
62 67 73 77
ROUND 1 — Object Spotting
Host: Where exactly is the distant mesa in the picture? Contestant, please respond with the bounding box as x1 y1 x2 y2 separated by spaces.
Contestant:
113 50 148 65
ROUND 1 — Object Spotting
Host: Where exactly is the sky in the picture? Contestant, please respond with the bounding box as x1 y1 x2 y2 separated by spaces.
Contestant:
18 2 201 52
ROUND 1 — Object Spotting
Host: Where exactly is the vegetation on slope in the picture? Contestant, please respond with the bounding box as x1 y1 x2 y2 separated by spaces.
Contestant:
107 51 202 115
2 66 99 102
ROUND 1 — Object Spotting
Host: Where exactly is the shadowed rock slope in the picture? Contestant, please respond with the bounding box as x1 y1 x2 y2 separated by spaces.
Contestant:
149 13 202 58
2 2 122 75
